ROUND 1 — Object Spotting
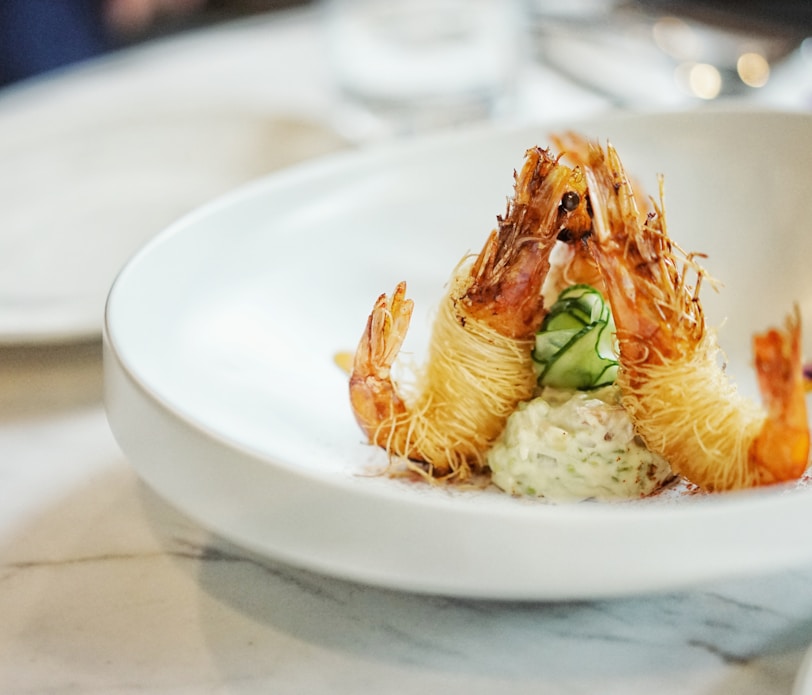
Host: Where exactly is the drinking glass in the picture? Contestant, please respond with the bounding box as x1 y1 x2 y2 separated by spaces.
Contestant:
322 0 521 140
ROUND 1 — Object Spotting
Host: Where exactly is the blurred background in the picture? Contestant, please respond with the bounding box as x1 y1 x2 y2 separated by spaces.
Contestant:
0 0 310 88
0 0 812 107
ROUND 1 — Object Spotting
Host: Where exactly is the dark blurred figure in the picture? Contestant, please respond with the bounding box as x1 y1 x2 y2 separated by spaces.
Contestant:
0 0 290 89
0 0 111 87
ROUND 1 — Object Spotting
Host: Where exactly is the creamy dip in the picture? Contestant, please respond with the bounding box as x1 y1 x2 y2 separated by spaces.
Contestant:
487 386 673 502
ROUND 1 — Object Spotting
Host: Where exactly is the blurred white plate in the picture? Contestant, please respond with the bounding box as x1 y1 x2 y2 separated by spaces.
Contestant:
0 104 345 344
105 109 812 600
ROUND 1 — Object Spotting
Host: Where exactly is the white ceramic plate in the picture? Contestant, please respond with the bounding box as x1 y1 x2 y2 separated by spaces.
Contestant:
0 101 344 344
105 109 812 600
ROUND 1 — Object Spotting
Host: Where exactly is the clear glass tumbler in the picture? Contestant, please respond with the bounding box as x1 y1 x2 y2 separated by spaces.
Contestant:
323 0 520 139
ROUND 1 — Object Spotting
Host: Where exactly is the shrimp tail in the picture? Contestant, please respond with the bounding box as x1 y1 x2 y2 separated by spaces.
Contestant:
749 306 810 485
349 281 414 448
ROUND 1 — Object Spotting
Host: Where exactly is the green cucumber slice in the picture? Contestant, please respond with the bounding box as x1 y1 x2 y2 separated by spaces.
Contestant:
533 327 580 364
538 323 610 389
532 284 619 390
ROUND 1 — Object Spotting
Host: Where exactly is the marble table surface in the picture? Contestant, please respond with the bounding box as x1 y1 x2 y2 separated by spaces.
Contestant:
4 341 812 695
3 5 812 694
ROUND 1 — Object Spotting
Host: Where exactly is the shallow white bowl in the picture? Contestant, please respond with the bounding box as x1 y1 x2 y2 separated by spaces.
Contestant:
104 109 812 600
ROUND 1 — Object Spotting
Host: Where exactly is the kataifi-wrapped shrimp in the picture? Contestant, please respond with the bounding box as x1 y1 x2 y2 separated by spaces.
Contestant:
349 147 592 480
578 138 810 492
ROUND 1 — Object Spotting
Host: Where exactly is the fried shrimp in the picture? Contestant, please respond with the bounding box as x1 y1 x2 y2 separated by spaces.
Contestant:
350 147 592 480
580 139 810 491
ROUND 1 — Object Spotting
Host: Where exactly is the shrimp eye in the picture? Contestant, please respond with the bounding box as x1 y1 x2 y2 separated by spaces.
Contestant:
560 191 580 212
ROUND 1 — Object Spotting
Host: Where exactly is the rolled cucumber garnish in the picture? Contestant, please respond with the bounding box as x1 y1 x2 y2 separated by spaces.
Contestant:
532 284 619 390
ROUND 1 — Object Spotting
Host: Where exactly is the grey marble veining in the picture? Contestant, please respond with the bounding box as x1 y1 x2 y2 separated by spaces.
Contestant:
0 348 811 694
3 423 812 694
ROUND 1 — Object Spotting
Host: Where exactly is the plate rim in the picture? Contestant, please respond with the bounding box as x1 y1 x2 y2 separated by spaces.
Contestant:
0 105 344 346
